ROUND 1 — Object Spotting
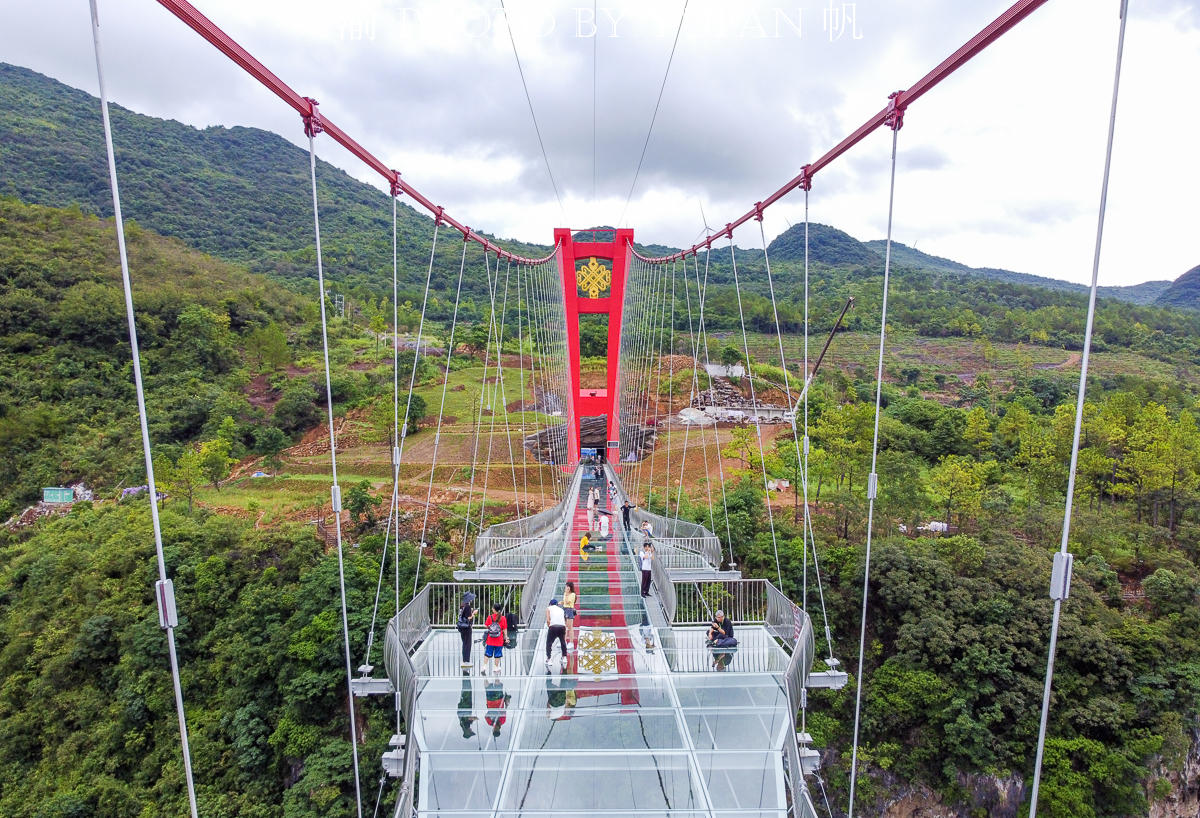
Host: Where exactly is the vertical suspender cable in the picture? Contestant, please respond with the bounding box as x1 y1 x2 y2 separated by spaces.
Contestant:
361 188 405 677
306 130 364 818
88 4 199 817
416 239 471 594
1028 3 1130 815
695 250 735 565
464 253 499 543
847 120 902 818
729 238 784 589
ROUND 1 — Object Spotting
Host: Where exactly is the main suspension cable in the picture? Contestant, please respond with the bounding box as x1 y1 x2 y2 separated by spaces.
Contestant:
616 0 690 228
497 0 566 220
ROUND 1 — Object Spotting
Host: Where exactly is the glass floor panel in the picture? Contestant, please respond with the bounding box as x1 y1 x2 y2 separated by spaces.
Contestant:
517 708 685 750
500 753 703 812
693 752 785 811
681 708 789 751
419 752 506 812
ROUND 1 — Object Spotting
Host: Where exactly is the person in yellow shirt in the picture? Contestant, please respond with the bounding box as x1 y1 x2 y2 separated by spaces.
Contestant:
579 532 590 561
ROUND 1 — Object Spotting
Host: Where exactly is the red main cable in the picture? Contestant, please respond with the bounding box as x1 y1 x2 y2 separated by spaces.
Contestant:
632 0 1052 263
155 0 1049 264
153 0 555 265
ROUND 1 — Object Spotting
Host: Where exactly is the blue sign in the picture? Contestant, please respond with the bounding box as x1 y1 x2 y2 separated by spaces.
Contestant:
581 448 598 458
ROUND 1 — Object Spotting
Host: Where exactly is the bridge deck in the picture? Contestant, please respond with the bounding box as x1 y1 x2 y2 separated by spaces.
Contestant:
408 473 794 816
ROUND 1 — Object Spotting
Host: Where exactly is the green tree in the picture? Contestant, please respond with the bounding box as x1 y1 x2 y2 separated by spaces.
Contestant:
255 425 289 476
198 437 235 491
963 407 991 456
720 343 744 367
722 426 758 472
245 322 290 371
346 480 378 530
928 455 984 532
160 446 205 514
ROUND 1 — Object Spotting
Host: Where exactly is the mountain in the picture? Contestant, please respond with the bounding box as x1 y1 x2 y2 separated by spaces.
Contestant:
766 222 881 268
864 238 1173 305
1155 264 1200 310
0 62 551 305
0 62 1187 317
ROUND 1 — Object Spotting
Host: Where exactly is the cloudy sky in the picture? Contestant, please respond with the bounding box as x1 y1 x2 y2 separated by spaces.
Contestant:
3 0 1198 285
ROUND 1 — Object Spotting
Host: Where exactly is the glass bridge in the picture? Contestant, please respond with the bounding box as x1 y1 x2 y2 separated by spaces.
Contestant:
383 468 835 818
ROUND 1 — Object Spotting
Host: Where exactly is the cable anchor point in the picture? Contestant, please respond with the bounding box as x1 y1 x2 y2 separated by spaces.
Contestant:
301 97 324 137
753 202 765 223
885 91 906 131
797 164 813 193
390 172 403 198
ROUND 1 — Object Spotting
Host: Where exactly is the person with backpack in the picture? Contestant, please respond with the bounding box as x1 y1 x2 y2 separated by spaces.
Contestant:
483 602 507 677
456 591 477 669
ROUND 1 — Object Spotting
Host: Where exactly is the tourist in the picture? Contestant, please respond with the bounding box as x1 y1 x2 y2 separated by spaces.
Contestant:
621 500 633 530
562 581 578 649
639 541 654 597
483 602 507 677
456 591 477 669
546 598 568 670
706 610 737 648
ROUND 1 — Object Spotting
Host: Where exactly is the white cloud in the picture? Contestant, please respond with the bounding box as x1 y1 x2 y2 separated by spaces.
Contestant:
1 0 1197 284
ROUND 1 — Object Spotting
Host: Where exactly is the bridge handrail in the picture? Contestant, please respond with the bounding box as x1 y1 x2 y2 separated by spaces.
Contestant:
629 507 723 569
474 469 581 567
650 552 677 621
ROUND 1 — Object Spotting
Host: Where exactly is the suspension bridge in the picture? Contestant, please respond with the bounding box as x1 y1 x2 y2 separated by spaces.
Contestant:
82 0 1135 816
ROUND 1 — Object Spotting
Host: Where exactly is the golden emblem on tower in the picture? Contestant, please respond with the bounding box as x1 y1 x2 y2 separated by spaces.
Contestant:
576 257 612 299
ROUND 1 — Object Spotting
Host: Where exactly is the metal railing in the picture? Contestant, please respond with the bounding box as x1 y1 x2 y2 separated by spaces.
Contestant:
392 585 431 654
520 552 547 624
654 545 712 571
785 729 820 818
424 582 523 628
672 578 771 625
650 553 677 621
384 614 420 818
629 506 723 568
474 469 580 567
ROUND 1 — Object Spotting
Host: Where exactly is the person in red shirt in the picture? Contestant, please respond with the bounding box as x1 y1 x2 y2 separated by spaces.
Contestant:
483 602 507 677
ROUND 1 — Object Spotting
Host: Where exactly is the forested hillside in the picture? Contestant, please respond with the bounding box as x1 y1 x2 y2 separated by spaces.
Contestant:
0 198 314 517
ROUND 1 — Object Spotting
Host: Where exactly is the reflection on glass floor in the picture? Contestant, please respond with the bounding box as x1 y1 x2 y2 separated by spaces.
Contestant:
410 474 793 817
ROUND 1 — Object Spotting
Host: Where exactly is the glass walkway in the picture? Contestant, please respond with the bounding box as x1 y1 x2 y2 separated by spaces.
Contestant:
385 467 827 818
